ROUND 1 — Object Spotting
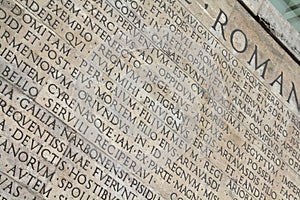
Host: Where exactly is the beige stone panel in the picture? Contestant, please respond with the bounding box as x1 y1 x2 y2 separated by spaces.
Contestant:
239 0 265 15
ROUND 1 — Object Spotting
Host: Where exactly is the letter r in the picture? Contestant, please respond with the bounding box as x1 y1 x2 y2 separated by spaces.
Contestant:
212 9 228 41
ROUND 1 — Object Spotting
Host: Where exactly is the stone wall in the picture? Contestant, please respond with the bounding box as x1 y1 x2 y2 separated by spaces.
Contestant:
0 0 299 199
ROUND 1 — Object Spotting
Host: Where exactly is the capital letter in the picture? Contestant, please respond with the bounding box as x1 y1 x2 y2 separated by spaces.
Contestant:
212 9 228 41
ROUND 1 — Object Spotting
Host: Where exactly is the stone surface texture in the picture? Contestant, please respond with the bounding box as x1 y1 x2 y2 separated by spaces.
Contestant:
0 0 299 200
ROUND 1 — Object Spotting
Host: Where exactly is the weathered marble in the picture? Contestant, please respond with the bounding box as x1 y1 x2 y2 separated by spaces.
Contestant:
0 0 299 200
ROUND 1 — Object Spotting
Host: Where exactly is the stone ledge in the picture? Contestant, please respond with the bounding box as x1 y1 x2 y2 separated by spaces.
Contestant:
240 0 300 62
